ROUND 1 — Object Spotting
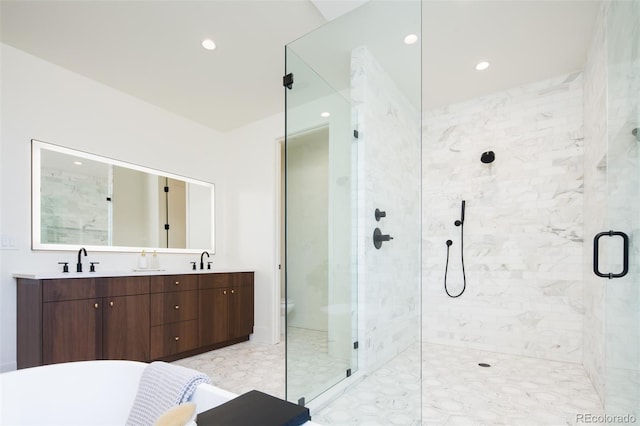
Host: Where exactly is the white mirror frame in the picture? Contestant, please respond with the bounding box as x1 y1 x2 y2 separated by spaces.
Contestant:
32 140 215 254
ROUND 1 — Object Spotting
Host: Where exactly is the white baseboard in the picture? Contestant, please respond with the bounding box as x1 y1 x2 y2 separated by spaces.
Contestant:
0 361 17 373
250 325 277 344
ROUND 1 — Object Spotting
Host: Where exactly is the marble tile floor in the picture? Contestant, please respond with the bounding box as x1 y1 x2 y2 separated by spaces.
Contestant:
286 327 352 404
174 335 286 398
175 337 604 426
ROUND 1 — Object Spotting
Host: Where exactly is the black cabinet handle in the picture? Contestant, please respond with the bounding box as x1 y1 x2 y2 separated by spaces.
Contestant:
593 230 629 279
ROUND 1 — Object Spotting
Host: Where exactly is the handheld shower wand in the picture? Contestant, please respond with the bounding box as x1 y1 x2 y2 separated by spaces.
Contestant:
444 200 467 298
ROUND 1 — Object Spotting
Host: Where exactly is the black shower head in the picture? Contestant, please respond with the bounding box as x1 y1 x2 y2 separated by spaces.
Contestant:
446 240 453 247
481 151 495 164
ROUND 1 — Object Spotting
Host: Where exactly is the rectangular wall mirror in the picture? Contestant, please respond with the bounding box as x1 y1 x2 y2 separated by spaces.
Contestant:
32 139 215 253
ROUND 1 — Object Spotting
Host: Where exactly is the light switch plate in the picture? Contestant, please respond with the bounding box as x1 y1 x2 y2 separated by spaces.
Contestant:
1 234 17 250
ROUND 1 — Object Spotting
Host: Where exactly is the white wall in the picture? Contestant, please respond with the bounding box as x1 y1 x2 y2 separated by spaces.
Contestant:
0 44 275 371
422 71 585 363
222 113 284 347
286 129 329 331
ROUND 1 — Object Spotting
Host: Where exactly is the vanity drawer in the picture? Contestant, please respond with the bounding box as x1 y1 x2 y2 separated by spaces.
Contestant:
150 320 198 359
198 273 234 289
199 272 254 290
100 276 149 297
43 279 97 302
150 275 198 293
150 290 198 326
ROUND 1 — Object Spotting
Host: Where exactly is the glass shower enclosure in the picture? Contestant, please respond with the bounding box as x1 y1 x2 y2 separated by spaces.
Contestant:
284 0 422 415
604 0 640 418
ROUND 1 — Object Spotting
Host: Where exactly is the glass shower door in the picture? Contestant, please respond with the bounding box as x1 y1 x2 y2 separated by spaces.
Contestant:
285 2 421 420
605 0 640 418
284 49 356 405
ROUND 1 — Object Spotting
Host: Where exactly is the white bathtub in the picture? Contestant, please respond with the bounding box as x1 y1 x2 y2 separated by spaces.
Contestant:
0 360 236 425
0 360 320 426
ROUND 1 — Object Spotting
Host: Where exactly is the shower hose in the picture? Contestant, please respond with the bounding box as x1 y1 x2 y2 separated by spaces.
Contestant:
444 222 467 298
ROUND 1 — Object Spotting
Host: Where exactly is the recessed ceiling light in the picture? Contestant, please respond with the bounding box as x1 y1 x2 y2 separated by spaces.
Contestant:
475 61 490 71
201 39 216 51
321 112 331 118
73 161 83 166
404 34 418 45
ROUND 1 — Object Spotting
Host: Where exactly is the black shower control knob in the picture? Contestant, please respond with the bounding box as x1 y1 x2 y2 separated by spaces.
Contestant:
373 227 393 249
375 208 386 221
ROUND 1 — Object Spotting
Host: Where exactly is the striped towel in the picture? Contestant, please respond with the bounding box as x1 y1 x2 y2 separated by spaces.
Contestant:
126 361 212 426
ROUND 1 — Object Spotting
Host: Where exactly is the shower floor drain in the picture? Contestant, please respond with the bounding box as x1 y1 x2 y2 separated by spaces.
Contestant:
478 363 491 367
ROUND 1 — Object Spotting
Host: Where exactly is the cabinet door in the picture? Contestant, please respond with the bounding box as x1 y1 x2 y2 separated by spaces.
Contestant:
43 299 102 364
229 285 254 339
103 294 150 362
151 320 198 359
198 288 228 346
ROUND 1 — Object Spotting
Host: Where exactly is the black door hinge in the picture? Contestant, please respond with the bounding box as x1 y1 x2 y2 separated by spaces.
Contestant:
353 341 359 350
164 224 170 230
164 186 169 193
346 368 352 377
353 130 359 139
283 73 294 90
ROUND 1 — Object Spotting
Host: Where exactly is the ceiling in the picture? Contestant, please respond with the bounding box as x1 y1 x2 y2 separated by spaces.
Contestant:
1 0 600 133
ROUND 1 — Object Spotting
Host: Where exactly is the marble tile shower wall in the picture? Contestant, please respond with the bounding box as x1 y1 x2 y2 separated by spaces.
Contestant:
352 46 422 372
421 72 585 363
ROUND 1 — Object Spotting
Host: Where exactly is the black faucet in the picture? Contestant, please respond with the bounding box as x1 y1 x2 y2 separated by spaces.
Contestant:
77 247 87 272
200 251 210 270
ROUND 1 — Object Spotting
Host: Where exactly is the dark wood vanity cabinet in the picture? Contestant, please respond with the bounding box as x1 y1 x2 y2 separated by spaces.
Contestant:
42 297 102 364
37 278 99 365
198 272 254 347
229 277 255 339
149 274 199 359
17 272 254 369
28 276 150 367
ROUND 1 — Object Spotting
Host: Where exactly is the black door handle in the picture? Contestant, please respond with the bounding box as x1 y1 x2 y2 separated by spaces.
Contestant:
593 230 629 279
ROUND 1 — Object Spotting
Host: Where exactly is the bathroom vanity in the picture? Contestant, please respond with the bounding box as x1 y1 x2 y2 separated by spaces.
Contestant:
15 271 254 369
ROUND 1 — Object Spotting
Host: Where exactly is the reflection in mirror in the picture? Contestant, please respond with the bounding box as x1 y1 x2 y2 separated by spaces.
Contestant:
33 139 214 253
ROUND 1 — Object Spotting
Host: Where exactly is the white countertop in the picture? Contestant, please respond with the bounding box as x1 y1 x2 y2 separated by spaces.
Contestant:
13 268 254 280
